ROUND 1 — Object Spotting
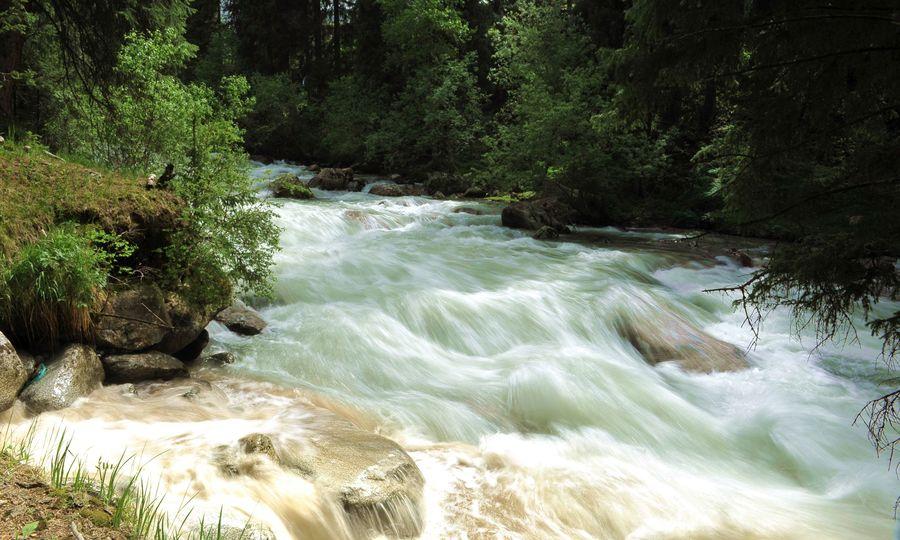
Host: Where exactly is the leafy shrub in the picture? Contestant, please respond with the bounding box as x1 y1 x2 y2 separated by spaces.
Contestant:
47 29 279 309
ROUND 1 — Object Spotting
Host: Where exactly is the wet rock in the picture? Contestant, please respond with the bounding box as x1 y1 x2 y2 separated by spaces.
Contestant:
158 293 213 355
102 351 188 383
174 330 209 362
271 174 315 199
615 312 748 373
282 417 425 538
239 433 279 462
218 414 425 538
309 168 355 191
215 301 266 336
532 226 559 240
0 331 28 412
452 207 483 215
729 248 753 267
17 351 39 379
501 198 574 232
369 183 426 197
203 351 236 365
94 285 171 352
307 163 320 172
19 344 104 412
432 191 446 199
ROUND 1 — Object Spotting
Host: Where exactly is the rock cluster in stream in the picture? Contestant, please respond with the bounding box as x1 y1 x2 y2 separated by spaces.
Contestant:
0 283 268 414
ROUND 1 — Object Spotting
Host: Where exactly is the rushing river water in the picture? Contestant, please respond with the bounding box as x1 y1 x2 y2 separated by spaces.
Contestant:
7 162 898 538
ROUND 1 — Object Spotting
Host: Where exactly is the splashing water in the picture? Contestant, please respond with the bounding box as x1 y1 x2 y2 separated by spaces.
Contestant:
5 162 896 538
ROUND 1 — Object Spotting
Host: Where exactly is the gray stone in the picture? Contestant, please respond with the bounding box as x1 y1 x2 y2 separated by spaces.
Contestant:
158 293 213 355
102 351 187 383
174 330 209 362
217 413 425 538
308 168 355 191
369 183 426 197
19 344 104 412
0 331 28 412
282 416 425 538
215 301 266 336
203 351 236 365
501 198 574 232
615 312 748 373
532 225 559 240
94 285 171 351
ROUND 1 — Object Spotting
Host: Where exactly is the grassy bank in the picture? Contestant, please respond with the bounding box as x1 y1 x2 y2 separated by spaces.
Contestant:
0 142 181 262
1 422 244 539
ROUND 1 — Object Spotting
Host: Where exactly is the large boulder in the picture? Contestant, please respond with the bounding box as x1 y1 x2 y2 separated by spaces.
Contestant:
19 344 104 412
309 168 356 191
94 285 171 351
368 183 426 197
215 301 267 336
102 351 188 383
217 415 425 538
174 329 209 362
0 332 28 412
271 174 315 199
157 293 213 355
501 198 575 232
615 311 748 373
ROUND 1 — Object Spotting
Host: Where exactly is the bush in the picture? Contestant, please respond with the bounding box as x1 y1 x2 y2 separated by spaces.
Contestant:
0 225 113 347
47 29 280 309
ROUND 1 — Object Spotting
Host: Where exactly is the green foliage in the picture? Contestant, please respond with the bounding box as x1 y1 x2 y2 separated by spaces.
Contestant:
242 73 308 157
483 0 671 224
0 225 112 346
49 29 279 309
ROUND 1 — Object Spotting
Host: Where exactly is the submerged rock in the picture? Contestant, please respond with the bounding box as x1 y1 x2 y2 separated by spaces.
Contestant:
271 174 315 199
501 198 574 232
102 351 188 383
452 207 483 215
215 301 267 336
94 285 171 351
532 225 560 240
19 344 104 412
0 331 28 412
284 417 425 538
217 415 425 537
309 167 356 191
203 351 236 365
616 312 748 373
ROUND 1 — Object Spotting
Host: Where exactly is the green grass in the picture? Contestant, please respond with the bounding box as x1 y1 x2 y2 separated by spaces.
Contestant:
1 419 250 539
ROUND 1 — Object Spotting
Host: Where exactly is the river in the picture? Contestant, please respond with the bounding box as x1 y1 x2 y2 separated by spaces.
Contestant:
8 162 897 538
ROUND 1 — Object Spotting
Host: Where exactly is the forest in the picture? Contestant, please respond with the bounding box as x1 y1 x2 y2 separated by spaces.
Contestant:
0 1 899 538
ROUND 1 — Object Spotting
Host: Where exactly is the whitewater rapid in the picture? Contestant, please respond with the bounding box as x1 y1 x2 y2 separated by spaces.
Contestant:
5 162 897 538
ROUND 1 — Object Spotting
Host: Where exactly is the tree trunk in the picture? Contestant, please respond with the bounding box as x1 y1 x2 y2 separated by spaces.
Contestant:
333 0 341 70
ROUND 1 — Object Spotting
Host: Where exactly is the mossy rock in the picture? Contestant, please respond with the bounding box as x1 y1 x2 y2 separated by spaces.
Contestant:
271 174 314 199
79 507 113 527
